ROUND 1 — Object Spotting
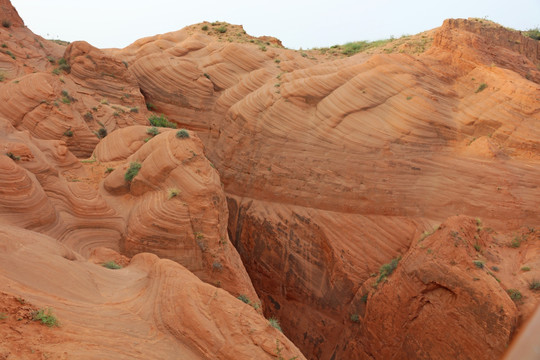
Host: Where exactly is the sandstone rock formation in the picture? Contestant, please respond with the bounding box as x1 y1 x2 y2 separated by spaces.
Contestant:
0 225 303 359
0 0 538 358
108 16 539 359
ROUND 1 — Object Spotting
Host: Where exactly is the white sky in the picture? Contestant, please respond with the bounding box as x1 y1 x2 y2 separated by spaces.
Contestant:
10 0 540 50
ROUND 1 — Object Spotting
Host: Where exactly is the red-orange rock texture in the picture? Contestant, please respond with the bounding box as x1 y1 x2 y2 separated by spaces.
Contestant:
0 1 539 358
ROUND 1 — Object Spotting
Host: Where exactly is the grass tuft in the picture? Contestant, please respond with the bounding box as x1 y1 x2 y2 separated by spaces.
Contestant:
475 83 487 93
32 308 59 327
149 114 176 128
237 294 250 304
507 289 522 301
6 152 20 161
176 129 190 139
268 317 282 332
146 127 159 136
167 188 180 199
374 257 400 286
103 261 122 269
523 28 540 40
124 162 142 182
528 279 540 291
473 260 485 269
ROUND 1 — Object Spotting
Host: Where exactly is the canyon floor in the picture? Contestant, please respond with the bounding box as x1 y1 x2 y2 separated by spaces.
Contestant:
0 1 539 359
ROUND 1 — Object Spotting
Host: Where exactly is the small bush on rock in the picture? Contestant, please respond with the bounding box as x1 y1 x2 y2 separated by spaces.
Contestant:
149 114 176 128
32 308 59 327
176 129 190 139
124 162 142 182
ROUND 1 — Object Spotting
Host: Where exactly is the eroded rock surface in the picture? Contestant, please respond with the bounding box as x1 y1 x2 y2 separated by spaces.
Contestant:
0 1 538 358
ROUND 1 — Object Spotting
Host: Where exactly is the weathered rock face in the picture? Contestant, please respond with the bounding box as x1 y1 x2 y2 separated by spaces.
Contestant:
0 94 280 358
0 0 23 27
227 196 427 358
0 226 305 360
340 216 525 360
432 18 540 82
93 126 259 299
114 16 540 359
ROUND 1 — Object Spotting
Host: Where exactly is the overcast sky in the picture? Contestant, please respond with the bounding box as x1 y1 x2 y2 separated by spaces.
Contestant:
10 0 540 50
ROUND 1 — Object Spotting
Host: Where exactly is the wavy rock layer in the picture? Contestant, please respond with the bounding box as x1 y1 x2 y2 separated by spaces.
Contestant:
339 216 534 360
0 4 538 359
0 225 304 360
111 17 540 360
95 127 258 299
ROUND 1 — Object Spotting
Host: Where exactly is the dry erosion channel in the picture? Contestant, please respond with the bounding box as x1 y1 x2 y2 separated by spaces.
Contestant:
0 1 539 359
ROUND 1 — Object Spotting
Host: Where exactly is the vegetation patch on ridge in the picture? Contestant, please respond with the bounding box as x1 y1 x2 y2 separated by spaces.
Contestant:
124 162 142 182
149 114 176 128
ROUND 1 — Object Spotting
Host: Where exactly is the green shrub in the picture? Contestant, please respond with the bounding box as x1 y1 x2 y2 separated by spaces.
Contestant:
167 188 180 199
511 235 525 248
475 83 487 93
176 129 190 139
339 39 394 56
57 58 70 72
237 294 250 304
521 266 531 271
147 127 159 136
201 25 208 31
32 308 59 327
60 90 71 104
473 260 484 269
529 279 540 291
6 152 20 161
130 107 139 113
350 313 360 323
0 312 6 320
105 167 114 173
124 162 142 182
83 111 93 121
360 293 368 303
4 50 15 60
216 26 227 33
524 28 540 40
63 129 73 137
103 261 122 269
97 127 108 139
375 257 400 286
507 289 522 301
268 317 282 332
148 114 176 128
2 19 11 28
